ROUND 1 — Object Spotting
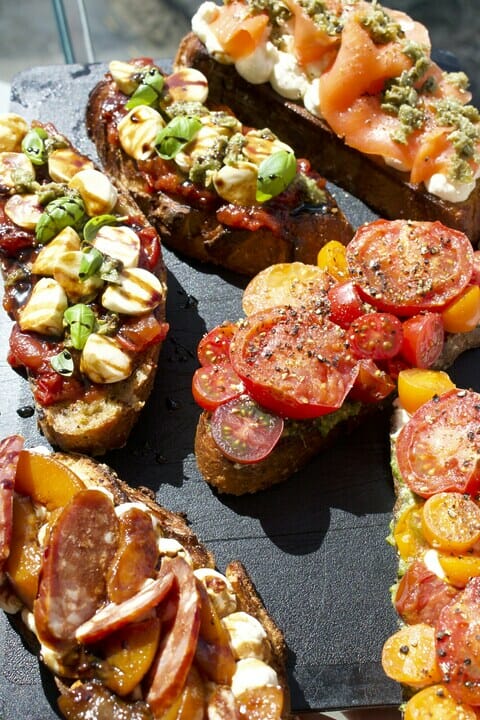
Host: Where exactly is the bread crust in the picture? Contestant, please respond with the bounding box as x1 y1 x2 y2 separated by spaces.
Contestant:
86 69 354 276
175 34 480 246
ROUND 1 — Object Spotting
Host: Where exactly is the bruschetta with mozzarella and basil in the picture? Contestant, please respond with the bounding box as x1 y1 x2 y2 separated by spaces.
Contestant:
86 59 353 276
0 114 168 455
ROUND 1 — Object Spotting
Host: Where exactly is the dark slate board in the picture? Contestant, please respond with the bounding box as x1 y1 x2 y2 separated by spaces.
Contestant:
1 62 478 718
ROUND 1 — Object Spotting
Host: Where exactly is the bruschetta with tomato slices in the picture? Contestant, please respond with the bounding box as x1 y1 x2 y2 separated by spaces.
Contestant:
0 114 168 456
175 1 480 244
192 219 480 494
85 59 353 277
381 372 480 718
0 435 289 719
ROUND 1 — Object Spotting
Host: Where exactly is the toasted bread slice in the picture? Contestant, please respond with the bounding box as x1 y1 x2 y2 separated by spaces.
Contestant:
175 33 480 246
0 437 290 718
0 114 168 455
86 60 353 277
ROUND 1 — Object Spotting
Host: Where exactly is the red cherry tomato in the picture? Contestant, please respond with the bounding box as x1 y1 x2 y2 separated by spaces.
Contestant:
197 323 237 366
8 324 59 373
396 389 480 498
229 306 357 419
394 560 458 626
348 312 403 361
348 359 395 403
192 362 245 412
346 219 473 316
400 312 444 369
436 576 480 706
117 314 169 352
327 280 365 329
210 395 284 464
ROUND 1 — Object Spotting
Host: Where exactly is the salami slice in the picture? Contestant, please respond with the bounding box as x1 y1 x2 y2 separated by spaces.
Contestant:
0 435 24 568
33 489 119 647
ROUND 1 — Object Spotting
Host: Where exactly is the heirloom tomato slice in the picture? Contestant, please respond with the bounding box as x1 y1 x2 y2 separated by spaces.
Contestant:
346 219 473 316
436 576 480 706
396 389 480 498
211 395 284 464
192 362 245 411
229 306 356 419
242 262 331 315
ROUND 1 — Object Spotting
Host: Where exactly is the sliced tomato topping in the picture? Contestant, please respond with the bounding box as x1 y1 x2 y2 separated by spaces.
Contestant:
436 576 480 706
8 324 60 373
394 560 458 626
192 363 245 412
348 358 395 404
400 312 444 369
327 280 365 329
346 220 473 316
116 314 169 352
396 389 480 498
34 372 85 407
210 395 284 464
197 323 238 366
348 312 403 361
229 306 357 419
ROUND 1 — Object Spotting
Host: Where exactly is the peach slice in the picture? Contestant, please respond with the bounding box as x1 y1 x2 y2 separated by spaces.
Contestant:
15 451 84 509
5 495 42 609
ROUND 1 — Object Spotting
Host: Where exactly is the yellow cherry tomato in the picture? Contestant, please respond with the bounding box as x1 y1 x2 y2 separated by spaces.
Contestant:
442 284 480 333
393 503 428 562
438 553 480 588
317 240 349 281
397 368 456 415
421 492 480 554
404 684 478 720
381 623 442 688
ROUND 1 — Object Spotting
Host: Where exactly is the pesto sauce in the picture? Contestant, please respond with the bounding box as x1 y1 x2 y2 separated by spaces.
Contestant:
282 400 363 440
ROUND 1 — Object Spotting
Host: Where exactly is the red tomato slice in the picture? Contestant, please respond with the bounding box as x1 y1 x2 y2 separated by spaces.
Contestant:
192 363 245 412
348 312 403 361
327 280 365 329
400 312 444 369
197 323 238 366
210 395 284 464
346 219 473 316
348 358 395 403
117 314 169 352
472 250 480 285
436 576 480 706
8 324 60 373
394 559 458 626
229 306 357 419
396 389 480 498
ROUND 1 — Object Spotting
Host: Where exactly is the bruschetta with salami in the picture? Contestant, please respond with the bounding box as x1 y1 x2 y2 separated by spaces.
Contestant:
192 219 480 494
0 435 289 719
0 114 168 455
175 0 480 244
381 372 480 718
86 59 353 276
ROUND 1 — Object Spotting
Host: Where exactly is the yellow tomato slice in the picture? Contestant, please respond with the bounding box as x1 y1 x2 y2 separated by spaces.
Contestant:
393 503 428 562
438 553 480 588
421 492 480 554
381 623 442 688
397 368 456 415
442 284 480 333
317 240 349 281
241 262 331 315
404 684 478 720
15 450 85 509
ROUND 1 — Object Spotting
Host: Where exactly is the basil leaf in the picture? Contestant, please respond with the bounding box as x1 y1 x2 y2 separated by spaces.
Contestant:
35 195 87 245
83 214 124 244
154 116 202 159
126 67 165 109
50 349 74 376
79 247 104 279
64 304 96 350
256 150 297 202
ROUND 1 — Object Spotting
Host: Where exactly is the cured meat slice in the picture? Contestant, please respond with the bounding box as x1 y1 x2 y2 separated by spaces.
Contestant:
0 435 24 568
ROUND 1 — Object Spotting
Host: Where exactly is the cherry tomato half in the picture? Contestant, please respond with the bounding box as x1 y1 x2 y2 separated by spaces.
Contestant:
348 312 403 361
400 312 444 369
348 358 395 403
210 395 284 464
192 362 245 412
197 323 238 366
396 389 480 498
397 368 456 415
346 219 473 316
441 284 480 334
229 306 357 419
394 560 458 626
327 280 365 329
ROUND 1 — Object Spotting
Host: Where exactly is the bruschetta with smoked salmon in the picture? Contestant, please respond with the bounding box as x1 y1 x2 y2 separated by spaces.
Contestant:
381 373 480 718
175 0 480 244
0 114 168 455
192 219 480 494
0 435 289 719
86 59 353 276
